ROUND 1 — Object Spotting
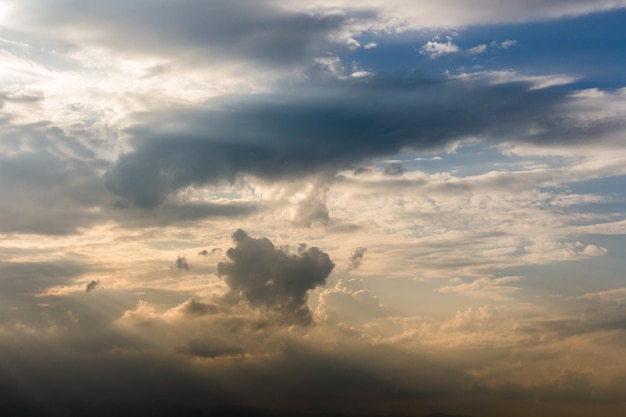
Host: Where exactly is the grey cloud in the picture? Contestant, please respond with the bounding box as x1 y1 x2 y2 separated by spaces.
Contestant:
0 120 111 234
198 250 209 256
515 308 626 342
174 256 189 271
0 91 45 106
105 74 587 208
292 185 332 227
217 229 335 325
0 260 90 326
384 162 406 176
85 280 100 292
17 0 365 67
348 247 367 271
0 261 89 296
111 201 261 228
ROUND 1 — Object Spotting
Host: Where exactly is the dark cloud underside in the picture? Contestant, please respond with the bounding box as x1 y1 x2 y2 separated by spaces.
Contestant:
106 75 584 207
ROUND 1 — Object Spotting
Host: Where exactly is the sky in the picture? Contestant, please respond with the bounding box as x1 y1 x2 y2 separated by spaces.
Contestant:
1 1 626 416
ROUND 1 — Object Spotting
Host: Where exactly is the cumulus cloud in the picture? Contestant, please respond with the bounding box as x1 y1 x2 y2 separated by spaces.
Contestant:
120 300 160 327
315 279 385 326
217 229 335 325
419 38 460 58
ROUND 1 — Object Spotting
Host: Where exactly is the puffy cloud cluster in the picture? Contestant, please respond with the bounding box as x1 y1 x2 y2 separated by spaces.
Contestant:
218 229 335 325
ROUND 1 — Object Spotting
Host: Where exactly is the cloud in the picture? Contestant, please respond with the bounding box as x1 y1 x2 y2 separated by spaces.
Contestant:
11 0 368 69
302 0 626 29
0 121 111 234
500 39 518 49
437 276 523 300
174 256 189 271
85 280 100 292
105 73 586 208
419 38 460 58
347 247 367 271
217 229 335 325
466 44 488 55
111 201 261 227
172 298 220 316
578 288 626 303
582 244 608 256
384 162 406 176
198 250 209 256
291 183 332 227
120 300 160 327
0 261 89 301
315 279 385 326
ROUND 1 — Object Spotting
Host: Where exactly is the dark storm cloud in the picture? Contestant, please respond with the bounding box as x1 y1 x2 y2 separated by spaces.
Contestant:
17 0 366 67
105 74 595 208
217 229 335 325
348 247 367 271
